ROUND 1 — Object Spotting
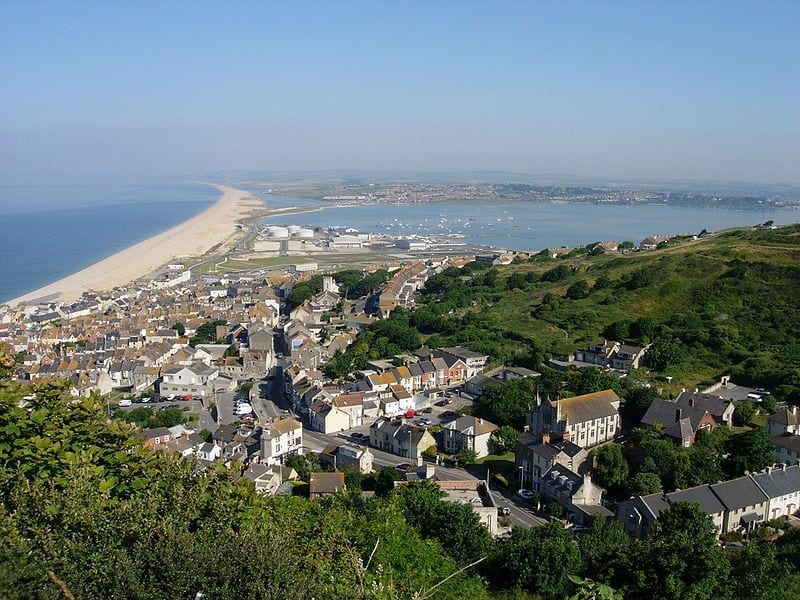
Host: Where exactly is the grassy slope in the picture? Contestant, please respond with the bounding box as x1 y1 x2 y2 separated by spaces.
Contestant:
484 224 800 391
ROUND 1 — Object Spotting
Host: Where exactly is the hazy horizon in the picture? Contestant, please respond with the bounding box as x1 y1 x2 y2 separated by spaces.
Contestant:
1 1 798 185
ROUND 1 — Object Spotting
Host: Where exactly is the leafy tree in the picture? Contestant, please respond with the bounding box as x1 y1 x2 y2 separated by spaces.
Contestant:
623 386 659 425
592 444 629 492
473 377 535 429
490 522 582 597
199 428 212 443
189 319 227 347
506 272 529 290
578 519 630 582
610 502 731 600
722 428 774 478
569 367 623 396
729 542 787 600
568 576 623 600
374 466 403 496
732 401 757 426
593 275 613 290
542 264 572 282
645 337 684 371
566 280 591 300
630 471 662 495
396 480 492 565
490 425 521 454
456 448 478 465
171 321 185 337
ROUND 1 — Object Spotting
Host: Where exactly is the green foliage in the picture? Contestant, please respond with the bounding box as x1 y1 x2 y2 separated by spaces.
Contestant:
456 447 478 465
171 321 185 337
722 428 774 478
542 264 572 282
189 319 226 347
396 480 492 566
489 522 582 597
473 377 536 429
732 401 757 426
491 425 521 453
645 337 684 371
567 367 623 396
566 280 591 300
592 444 630 492
623 386 659 425
116 406 186 429
374 466 402 496
630 471 662 495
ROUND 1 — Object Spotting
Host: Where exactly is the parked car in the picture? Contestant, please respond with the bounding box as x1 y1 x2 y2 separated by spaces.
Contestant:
435 400 447 407
396 463 412 472
420 417 432 425
118 399 132 407
140 397 151 403
422 407 433 413
498 506 511 516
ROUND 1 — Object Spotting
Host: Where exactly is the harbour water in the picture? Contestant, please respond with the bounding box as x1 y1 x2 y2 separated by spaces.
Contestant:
0 181 218 303
257 194 797 253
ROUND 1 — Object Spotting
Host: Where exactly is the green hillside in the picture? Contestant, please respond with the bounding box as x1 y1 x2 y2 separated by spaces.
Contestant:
385 224 799 399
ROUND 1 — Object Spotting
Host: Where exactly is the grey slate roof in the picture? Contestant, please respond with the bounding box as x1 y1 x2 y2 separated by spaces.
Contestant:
752 465 800 499
710 477 769 510
641 485 726 517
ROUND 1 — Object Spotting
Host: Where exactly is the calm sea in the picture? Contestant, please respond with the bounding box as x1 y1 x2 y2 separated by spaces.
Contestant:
256 194 797 253
0 182 219 302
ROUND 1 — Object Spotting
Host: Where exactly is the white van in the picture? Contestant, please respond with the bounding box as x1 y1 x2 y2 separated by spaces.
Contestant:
746 393 762 402
118 399 132 407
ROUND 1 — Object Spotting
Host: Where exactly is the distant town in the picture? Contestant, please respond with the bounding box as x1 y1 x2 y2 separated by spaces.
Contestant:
262 179 800 209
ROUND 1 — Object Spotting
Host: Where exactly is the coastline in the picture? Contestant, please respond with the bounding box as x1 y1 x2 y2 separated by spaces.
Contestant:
7 183 264 307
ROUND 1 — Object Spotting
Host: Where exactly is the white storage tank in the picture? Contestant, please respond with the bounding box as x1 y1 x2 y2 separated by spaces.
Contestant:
296 228 314 238
287 225 301 235
267 226 289 238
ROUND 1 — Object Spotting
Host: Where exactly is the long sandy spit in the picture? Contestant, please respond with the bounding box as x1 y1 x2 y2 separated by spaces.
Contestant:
7 183 264 307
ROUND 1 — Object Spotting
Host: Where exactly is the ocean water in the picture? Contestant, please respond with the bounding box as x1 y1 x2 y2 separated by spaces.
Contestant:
0 182 219 302
258 196 797 253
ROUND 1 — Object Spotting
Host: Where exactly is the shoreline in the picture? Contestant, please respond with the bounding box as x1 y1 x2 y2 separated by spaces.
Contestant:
7 183 265 307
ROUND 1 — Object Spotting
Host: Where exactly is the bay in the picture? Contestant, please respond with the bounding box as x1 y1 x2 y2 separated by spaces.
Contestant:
258 196 797 253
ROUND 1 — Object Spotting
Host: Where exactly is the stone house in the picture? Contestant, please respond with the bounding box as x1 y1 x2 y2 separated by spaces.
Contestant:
442 415 498 458
528 389 620 449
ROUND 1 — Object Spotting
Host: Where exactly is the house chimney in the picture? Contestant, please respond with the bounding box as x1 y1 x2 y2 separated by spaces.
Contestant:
541 431 550 444
689 396 696 407
675 408 683 422
523 425 530 433
562 430 571 442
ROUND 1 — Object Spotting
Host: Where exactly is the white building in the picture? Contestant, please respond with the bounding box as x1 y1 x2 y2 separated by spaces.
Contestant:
261 418 304 465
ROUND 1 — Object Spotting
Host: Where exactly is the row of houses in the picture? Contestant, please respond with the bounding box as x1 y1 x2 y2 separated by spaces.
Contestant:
617 464 800 538
285 346 489 434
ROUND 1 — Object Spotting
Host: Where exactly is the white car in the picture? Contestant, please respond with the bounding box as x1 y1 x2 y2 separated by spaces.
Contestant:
118 399 132 407
235 403 253 415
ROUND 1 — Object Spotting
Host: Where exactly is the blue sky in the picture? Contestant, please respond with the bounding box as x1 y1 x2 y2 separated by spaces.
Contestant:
1 1 798 183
